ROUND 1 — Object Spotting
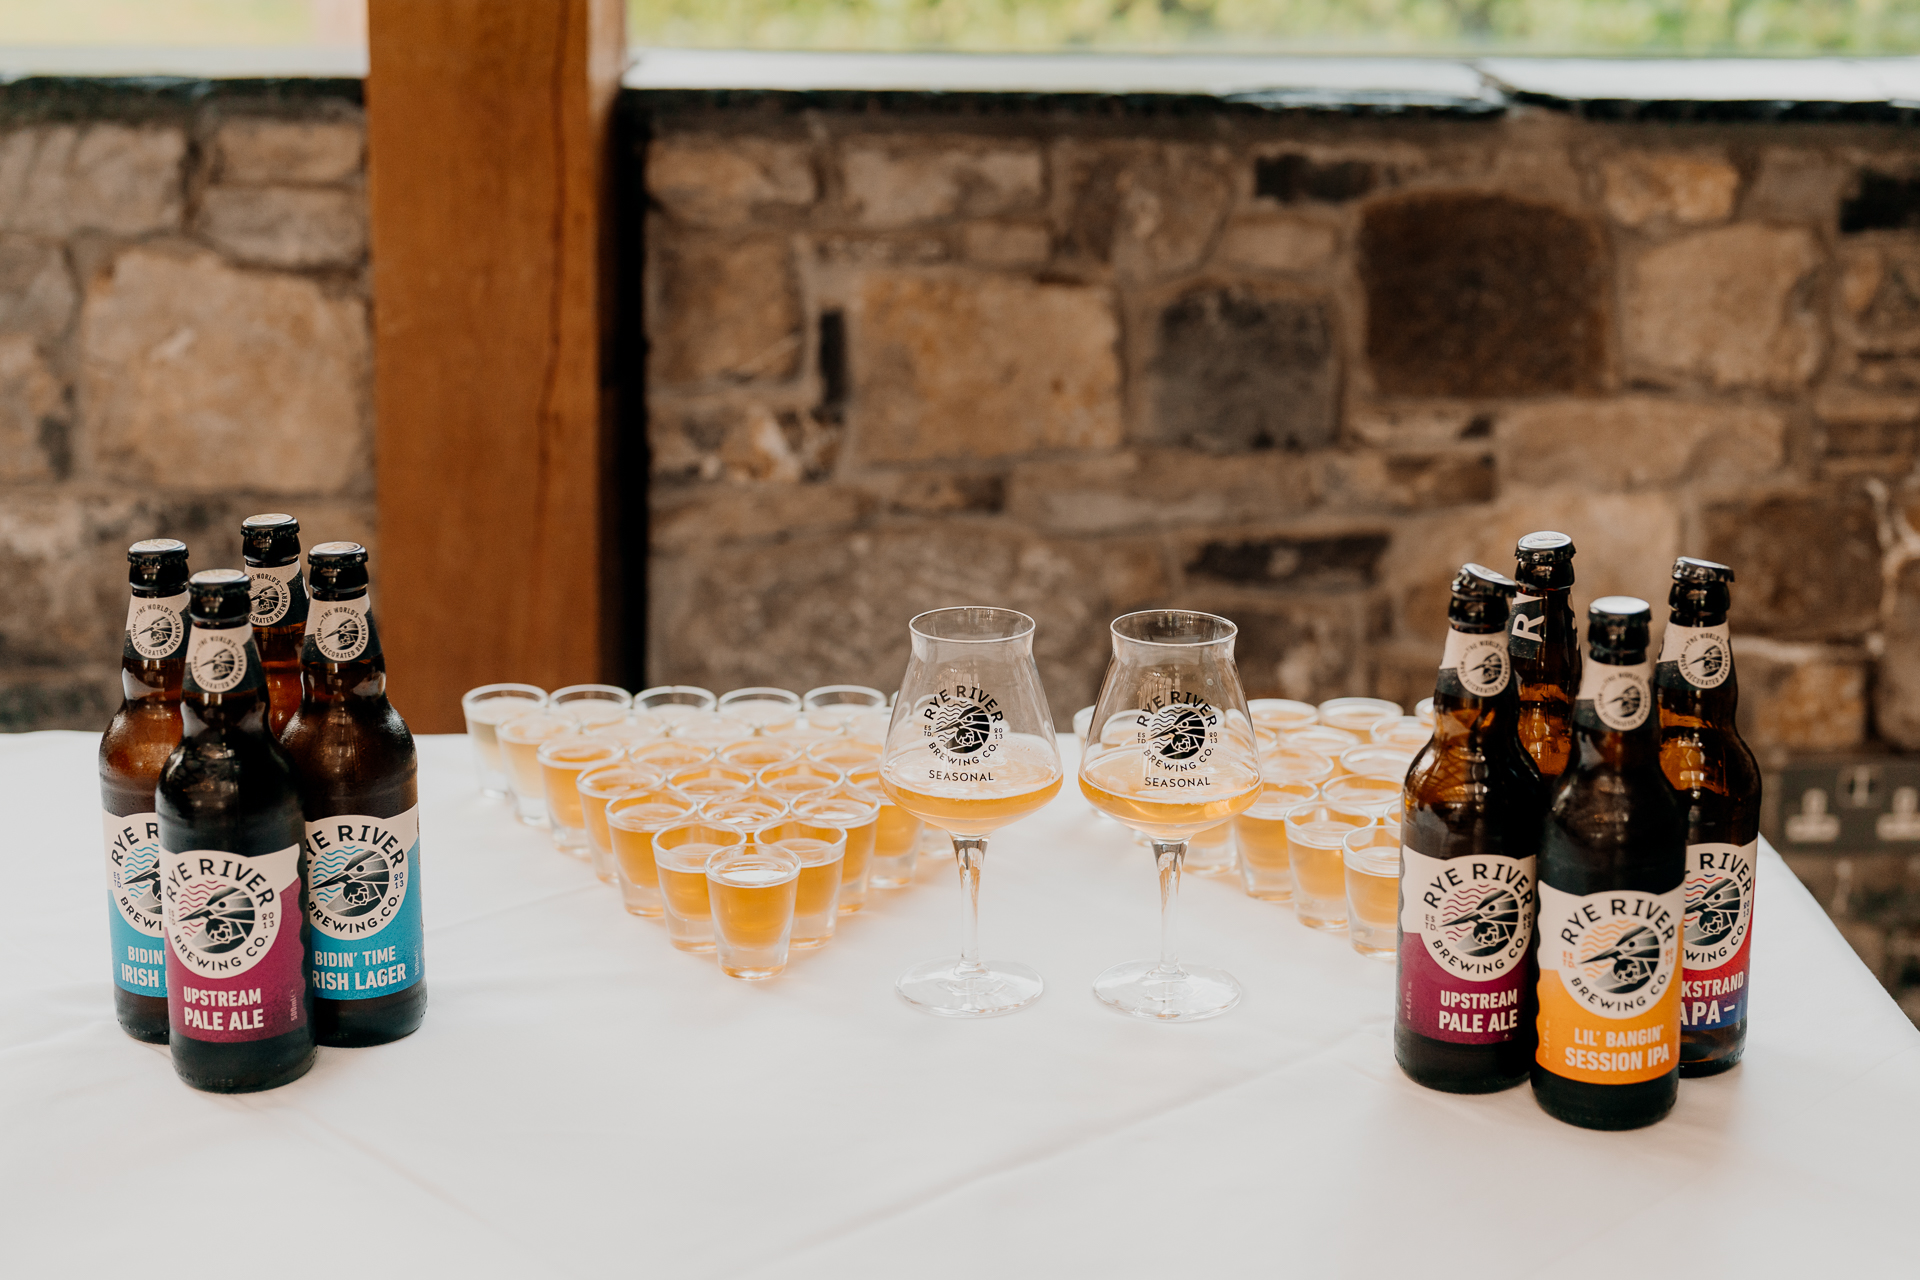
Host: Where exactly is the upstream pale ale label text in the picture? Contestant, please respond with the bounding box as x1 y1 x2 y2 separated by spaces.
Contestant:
161 844 306 1042
1399 847 1535 1044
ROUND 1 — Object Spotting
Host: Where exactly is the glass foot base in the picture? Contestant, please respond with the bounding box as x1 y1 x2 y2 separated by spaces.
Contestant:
897 958 1043 1019
1093 960 1241 1022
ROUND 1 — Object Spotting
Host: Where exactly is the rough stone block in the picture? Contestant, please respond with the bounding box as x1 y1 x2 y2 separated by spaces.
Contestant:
1699 490 1880 640
647 135 816 227
0 492 146 669
1743 150 1849 223
1499 397 1785 490
0 235 76 338
1346 401 1488 449
1254 154 1377 204
0 671 120 732
1005 449 1314 534
1625 225 1824 391
1842 170 1920 235
961 222 1050 267
1312 450 1497 512
865 471 1008 515
1732 636 1868 751
1361 192 1607 397
843 138 1042 227
1184 533 1389 590
1145 284 1335 454
1874 560 1920 749
648 400 839 485
198 186 368 269
213 117 363 186
0 335 64 482
1186 590 1377 704
1600 150 1739 227
1815 389 1920 459
650 235 801 386
81 246 369 494
1216 218 1339 274
1060 142 1231 279
851 272 1121 463
650 484 872 553
0 124 184 236
648 525 1167 718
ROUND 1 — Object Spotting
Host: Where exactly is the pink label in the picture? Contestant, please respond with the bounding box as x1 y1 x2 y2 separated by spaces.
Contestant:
162 846 307 1043
1397 846 1534 1045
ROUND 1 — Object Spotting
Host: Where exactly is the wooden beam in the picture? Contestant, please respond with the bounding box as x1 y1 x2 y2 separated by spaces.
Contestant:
365 0 625 731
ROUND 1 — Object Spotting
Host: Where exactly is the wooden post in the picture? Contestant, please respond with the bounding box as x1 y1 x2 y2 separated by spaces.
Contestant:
365 0 625 731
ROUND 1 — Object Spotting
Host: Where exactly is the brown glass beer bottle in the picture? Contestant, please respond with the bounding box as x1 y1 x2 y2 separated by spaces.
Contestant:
1533 598 1686 1130
241 513 308 738
1397 564 1547 1093
99 539 191 1043
1510 532 1580 778
1655 557 1761 1077
158 570 315 1092
281 543 426 1046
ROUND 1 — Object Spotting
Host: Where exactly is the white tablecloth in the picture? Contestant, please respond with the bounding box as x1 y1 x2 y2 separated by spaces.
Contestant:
5 730 1917 1277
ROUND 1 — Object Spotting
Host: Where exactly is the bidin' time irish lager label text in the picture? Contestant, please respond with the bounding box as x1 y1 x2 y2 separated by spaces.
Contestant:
1536 883 1684 1084
162 845 306 1042
1682 839 1755 1031
304 808 426 1000
103 810 167 998
1399 847 1534 1043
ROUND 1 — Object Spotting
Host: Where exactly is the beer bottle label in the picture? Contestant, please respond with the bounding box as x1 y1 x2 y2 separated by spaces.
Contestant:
1576 658 1651 732
1398 847 1534 1043
1440 627 1510 696
1508 591 1547 662
183 625 257 696
103 809 166 998
306 595 373 664
124 590 189 661
161 845 307 1043
247 561 309 629
304 807 425 1000
1535 882 1684 1084
1681 839 1756 1031
1658 621 1733 690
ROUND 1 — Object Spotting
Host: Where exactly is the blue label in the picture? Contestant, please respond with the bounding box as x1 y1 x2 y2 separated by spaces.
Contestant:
303 809 425 1000
104 809 168 997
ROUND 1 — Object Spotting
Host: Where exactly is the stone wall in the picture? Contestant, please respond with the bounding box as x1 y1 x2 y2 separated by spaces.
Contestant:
639 98 1920 757
0 81 372 729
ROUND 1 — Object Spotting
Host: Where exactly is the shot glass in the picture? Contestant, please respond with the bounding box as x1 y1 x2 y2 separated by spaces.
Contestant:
1259 744 1335 789
792 790 881 912
462 683 546 796
655 822 745 952
1232 779 1318 901
719 738 804 772
757 762 845 807
1249 698 1318 735
768 723 838 753
1340 744 1417 786
667 762 756 805
636 685 716 721
629 739 715 773
537 737 625 853
577 762 667 884
551 684 633 729
1369 716 1432 752
805 738 881 774
700 793 789 838
1414 696 1435 727
761 820 847 949
706 843 801 979
844 707 893 747
1323 773 1405 825
1283 802 1371 932
607 790 699 917
1072 705 1094 749
584 715 669 753
1289 725 1364 767
717 687 802 735
668 711 757 751
1317 697 1404 736
1344 824 1403 961
801 684 886 733
846 764 920 889
497 711 576 826
1184 821 1236 878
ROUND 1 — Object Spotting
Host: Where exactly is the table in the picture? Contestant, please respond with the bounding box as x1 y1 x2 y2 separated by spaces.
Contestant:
6 730 1917 1277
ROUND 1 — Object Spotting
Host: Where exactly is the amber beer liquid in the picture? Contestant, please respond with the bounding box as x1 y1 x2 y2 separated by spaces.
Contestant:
157 570 315 1092
1533 597 1687 1130
1396 564 1547 1093
280 543 427 1047
241 513 309 738
1510 532 1580 778
1655 557 1761 1077
99 539 192 1043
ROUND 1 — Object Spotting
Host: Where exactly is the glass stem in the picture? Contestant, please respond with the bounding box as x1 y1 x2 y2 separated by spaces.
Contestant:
953 836 987 980
1150 840 1188 980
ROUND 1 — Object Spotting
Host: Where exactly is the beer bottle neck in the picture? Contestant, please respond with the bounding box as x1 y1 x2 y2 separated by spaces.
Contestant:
1571 650 1659 769
181 621 270 734
1657 603 1739 729
301 590 389 706
1431 618 1518 744
121 583 188 704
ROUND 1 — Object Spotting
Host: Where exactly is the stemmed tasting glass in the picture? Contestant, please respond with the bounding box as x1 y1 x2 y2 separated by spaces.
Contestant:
880 607 1063 1017
1080 610 1263 1021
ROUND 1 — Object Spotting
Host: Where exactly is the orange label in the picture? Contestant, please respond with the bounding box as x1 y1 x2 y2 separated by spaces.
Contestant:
1534 883 1684 1085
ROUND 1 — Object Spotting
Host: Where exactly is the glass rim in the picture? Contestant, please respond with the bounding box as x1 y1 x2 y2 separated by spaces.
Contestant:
802 683 887 708
535 737 623 767
1342 822 1403 861
717 686 802 706
1109 609 1237 648
605 790 699 831
792 791 882 824
653 819 746 849
462 682 546 707
550 683 632 703
908 605 1036 645
496 710 574 742
705 844 801 879
578 763 667 796
635 684 717 709
628 740 717 766
1282 799 1372 828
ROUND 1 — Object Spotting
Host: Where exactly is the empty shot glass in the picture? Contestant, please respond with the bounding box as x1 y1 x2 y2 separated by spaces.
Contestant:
1317 697 1404 736
716 687 802 735
462 683 546 796
700 792 789 838
550 684 633 729
846 763 919 889
1283 802 1372 932
761 820 847 949
498 711 576 825
800 684 886 733
654 822 745 952
636 685 716 721
1344 824 1403 961
792 790 881 912
1232 779 1319 901
577 762 667 884
538 737 625 853
607 790 699 917
706 842 801 979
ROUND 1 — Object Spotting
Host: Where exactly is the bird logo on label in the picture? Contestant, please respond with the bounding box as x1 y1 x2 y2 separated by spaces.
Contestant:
1578 924 1660 995
1685 876 1744 949
175 884 257 955
1146 705 1210 762
932 699 994 757
1441 886 1520 957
